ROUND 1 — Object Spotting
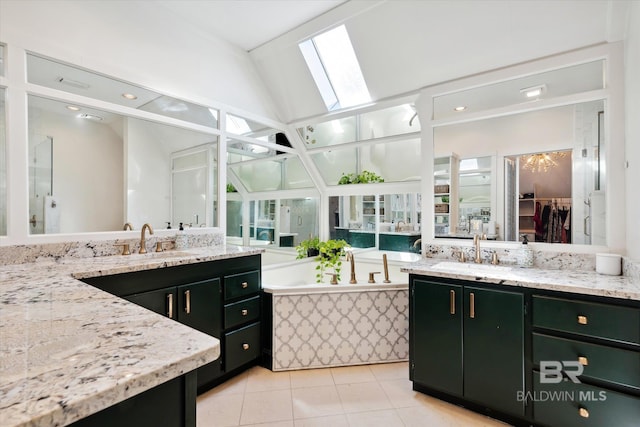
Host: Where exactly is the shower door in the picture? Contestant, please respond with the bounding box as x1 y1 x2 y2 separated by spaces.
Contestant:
29 136 53 234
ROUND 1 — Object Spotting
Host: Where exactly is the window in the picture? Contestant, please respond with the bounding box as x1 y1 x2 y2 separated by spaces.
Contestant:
299 25 371 111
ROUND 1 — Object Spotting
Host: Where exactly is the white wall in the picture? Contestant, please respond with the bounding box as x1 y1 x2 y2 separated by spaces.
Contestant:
252 1 616 123
434 106 575 159
625 2 640 259
125 118 172 230
0 0 279 119
28 108 123 233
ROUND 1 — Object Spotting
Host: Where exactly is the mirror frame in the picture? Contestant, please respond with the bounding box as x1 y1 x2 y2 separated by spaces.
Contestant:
1 46 293 244
418 43 625 253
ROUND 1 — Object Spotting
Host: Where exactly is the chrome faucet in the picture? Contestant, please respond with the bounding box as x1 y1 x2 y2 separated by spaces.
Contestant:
396 220 406 231
123 222 133 231
412 238 422 249
139 223 154 254
345 251 357 284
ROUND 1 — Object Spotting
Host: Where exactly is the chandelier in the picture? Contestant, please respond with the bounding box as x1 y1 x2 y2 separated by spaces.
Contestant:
521 151 568 173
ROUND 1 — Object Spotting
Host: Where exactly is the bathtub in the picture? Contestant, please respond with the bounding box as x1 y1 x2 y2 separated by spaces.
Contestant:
261 249 416 371
262 248 417 290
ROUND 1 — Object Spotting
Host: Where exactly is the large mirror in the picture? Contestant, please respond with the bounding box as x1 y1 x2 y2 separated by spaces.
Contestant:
330 193 421 252
434 100 604 244
27 95 219 233
226 197 319 248
0 87 6 235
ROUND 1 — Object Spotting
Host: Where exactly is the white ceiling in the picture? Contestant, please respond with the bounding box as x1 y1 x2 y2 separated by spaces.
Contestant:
155 0 348 51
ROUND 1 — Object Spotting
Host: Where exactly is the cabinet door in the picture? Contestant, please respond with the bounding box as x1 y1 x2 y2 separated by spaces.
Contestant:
411 279 463 396
177 278 222 337
125 287 177 319
464 286 524 416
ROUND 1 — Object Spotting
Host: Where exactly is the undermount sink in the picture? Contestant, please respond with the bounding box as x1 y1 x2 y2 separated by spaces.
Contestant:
431 261 512 273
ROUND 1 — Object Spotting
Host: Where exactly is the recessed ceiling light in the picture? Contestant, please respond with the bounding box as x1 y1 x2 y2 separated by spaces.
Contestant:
454 106 467 112
122 93 138 100
520 84 546 98
66 105 81 111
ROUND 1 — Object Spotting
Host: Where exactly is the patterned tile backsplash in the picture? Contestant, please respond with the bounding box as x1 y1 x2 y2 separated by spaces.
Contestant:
271 290 409 371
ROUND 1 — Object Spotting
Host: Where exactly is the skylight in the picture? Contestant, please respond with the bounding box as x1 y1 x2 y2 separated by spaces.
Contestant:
299 25 371 111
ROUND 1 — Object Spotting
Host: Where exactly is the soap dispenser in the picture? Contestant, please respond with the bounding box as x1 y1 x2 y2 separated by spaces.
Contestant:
519 235 534 267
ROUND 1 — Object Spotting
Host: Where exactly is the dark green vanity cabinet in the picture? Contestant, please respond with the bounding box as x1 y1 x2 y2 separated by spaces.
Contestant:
81 255 262 393
410 277 525 419
531 294 640 427
69 371 197 427
125 278 222 337
409 273 640 427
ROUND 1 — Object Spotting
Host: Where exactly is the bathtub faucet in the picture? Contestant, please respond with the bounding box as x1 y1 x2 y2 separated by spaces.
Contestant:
345 250 357 284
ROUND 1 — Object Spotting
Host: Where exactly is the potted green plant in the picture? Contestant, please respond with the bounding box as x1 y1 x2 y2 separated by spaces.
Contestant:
316 239 349 283
295 236 321 259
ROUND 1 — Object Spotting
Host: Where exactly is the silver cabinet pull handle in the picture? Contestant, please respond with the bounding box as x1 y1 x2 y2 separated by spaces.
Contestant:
185 290 191 314
241 281 249 289
167 293 174 319
241 309 248 316
242 343 250 350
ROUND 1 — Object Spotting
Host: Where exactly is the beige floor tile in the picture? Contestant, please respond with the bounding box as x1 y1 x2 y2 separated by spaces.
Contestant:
245 366 292 392
208 370 249 396
289 368 335 389
241 422 295 427
291 385 343 419
396 400 511 427
368 361 409 381
329 365 376 384
336 381 393 413
240 389 294 425
196 392 243 427
379 378 428 408
293 414 349 427
346 409 405 427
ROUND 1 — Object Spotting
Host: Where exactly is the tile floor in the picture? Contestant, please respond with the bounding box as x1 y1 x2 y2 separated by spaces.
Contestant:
196 362 511 427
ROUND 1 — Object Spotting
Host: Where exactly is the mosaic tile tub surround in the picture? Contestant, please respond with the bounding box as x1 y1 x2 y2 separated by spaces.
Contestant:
270 289 409 371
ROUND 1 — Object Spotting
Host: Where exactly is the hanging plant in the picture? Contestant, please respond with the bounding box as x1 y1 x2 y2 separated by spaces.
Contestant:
337 170 385 185
226 183 237 193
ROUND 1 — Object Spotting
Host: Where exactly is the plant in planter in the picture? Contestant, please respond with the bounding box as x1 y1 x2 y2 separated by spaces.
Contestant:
295 236 321 259
316 239 349 283
338 170 385 185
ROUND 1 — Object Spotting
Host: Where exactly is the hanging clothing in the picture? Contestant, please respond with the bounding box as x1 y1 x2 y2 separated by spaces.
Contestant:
533 202 543 240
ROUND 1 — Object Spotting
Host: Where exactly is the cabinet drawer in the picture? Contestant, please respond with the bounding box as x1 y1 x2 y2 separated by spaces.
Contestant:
224 296 260 329
224 271 260 301
532 296 640 345
533 333 640 389
533 373 640 427
225 322 261 372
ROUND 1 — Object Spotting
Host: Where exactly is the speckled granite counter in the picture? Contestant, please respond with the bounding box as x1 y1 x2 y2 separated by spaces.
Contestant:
0 245 263 427
402 259 640 301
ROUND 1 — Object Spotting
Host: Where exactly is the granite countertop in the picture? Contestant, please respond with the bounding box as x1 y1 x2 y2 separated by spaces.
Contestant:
402 259 640 301
0 245 263 427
